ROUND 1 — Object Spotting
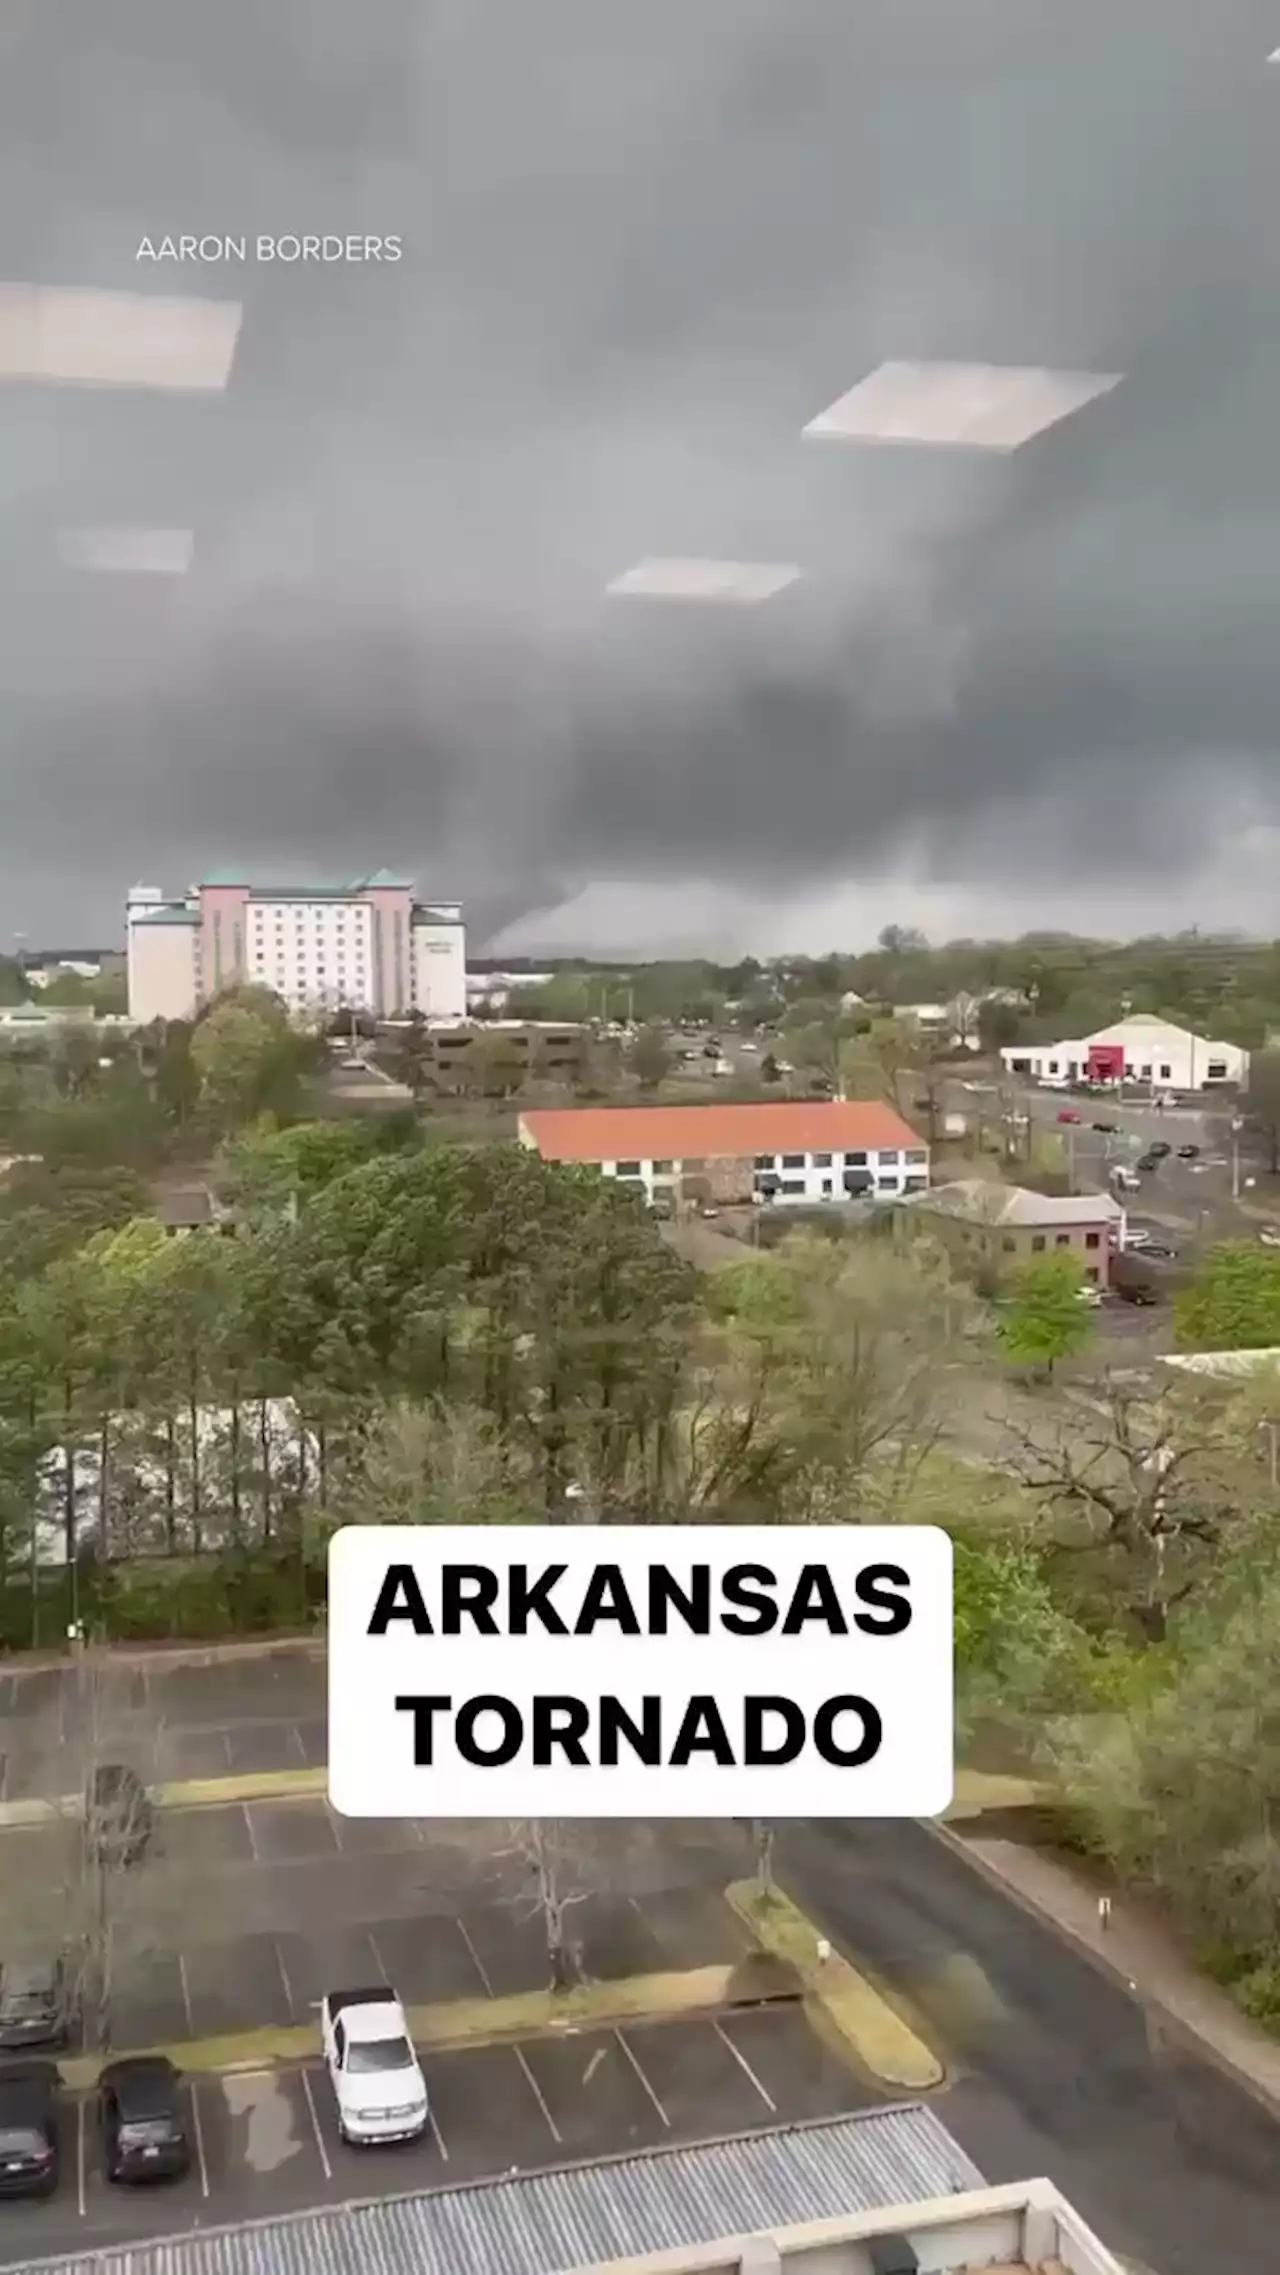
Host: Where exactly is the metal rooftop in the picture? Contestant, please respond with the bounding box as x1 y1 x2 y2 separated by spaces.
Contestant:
21 2106 983 2275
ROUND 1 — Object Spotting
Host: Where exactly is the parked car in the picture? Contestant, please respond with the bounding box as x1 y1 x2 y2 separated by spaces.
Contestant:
1056 1108 1082 1123
1114 1282 1159 1306
320 1987 429 2146
1135 1153 1162 1173
1075 1284 1103 1307
1146 1140 1172 1159
1259 1226 1280 1249
0 2062 61 2198
0 1959 72 2051
85 1763 153 1869
1176 1144 1200 1160
1092 1121 1118 1134
99 2057 190 2185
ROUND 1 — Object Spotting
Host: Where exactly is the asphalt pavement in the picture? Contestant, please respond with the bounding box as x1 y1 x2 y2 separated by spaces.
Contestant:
0 2004 865 2266
782 1819 1280 2275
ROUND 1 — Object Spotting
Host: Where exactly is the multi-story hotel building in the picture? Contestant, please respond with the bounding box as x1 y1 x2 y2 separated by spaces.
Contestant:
125 871 466 1026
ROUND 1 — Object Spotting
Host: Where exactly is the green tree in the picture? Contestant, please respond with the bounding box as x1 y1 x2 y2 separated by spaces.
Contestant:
190 993 319 1131
996 1252 1092 1376
1175 1243 1280 1351
628 1024 671 1090
219 1118 381 1217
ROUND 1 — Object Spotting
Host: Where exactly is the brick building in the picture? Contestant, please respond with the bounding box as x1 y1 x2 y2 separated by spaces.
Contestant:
903 1178 1122 1287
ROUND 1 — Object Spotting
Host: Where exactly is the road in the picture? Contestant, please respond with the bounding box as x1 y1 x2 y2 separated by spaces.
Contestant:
982 1081 1248 1237
784 1819 1280 2275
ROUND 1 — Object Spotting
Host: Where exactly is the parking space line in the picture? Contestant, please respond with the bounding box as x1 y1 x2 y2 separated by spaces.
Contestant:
326 1803 346 1851
366 1928 389 1983
243 1801 261 1862
220 1730 233 1767
76 2096 86 2216
189 2080 210 2198
428 2108 449 2163
614 2029 669 2127
299 2067 333 2180
513 2047 561 2143
713 2019 776 2111
274 1937 299 2022
290 1722 307 1761
454 1915 495 1994
177 1950 194 2037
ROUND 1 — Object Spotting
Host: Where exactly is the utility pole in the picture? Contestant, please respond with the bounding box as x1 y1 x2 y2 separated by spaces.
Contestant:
1231 1116 1243 1204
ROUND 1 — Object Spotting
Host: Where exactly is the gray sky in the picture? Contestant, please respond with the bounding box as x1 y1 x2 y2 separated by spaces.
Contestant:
5 0 1280 952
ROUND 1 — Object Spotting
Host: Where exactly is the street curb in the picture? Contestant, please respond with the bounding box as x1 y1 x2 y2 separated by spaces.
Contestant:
727 1880 943 2093
58 1963 741 2092
0 1635 323 1677
0 1766 328 1831
922 1816 1280 2128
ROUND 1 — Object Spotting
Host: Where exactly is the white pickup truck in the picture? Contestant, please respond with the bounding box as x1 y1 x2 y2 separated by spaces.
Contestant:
319 1987 429 2146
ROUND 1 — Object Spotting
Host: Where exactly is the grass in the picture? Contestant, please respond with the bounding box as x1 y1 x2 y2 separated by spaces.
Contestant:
61 1963 742 2091
726 1880 943 2092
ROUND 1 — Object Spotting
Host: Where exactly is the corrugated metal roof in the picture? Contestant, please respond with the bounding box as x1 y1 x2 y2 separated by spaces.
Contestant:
22 2106 982 2275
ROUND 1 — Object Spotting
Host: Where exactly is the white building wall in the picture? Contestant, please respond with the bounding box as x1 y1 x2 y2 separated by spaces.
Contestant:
1001 1020 1246 1090
245 898 375 1015
600 1144 929 1205
126 918 198 1024
412 917 467 1020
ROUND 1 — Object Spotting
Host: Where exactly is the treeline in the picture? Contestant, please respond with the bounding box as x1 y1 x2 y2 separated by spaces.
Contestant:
508 926 1280 1053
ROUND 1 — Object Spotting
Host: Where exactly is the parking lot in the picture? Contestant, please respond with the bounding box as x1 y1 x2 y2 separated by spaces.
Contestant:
0 1648 329 1802
2 1793 747 2047
0 2001 875 2264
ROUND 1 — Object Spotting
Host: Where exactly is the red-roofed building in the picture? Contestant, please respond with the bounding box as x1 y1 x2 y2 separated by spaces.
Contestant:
518 1100 929 1208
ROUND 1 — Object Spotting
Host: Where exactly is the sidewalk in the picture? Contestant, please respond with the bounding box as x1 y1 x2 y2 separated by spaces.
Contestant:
938 1823 1280 2119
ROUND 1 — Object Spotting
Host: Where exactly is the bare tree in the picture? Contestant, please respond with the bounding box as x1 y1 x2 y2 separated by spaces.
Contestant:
498 1820 599 1990
750 1820 776 1895
1005 1380 1260 1639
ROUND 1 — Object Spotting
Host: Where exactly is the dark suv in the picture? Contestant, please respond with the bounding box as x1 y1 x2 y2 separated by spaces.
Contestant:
0 1958 72 2050
85 1764 153 1868
99 2057 190 2185
0 2062 61 2198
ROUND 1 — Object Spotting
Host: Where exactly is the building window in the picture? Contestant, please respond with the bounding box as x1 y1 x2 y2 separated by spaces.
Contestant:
1031 1234 1046 1252
1139 1064 1151 1079
906 1150 928 1165
652 1159 674 1174
1206 1060 1228 1079
844 1151 867 1167
778 1179 804 1195
1055 1232 1071 1246
1001 1235 1016 1252
1085 1232 1100 1250
1047 1060 1059 1075
1085 1266 1099 1283
754 1154 776 1170
876 1150 900 1166
616 1160 642 1177
1159 1064 1171 1079
780 1153 805 1169
812 1152 833 1167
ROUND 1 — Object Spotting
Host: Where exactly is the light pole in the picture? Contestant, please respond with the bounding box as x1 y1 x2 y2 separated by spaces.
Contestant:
1231 1116 1244 1204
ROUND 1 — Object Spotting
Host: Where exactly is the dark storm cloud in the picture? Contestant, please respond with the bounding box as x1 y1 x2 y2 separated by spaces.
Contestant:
5 0 1280 944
